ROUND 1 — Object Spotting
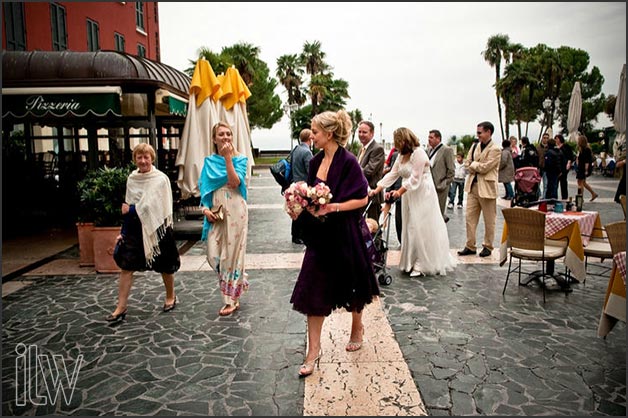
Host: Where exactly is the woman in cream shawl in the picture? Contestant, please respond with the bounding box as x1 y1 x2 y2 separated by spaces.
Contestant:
107 143 180 322
199 122 249 316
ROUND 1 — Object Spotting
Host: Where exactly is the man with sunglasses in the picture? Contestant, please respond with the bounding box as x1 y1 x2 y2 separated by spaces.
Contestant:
457 121 501 258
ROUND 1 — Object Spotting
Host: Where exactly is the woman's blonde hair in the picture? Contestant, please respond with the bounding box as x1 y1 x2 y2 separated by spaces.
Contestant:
311 110 352 147
393 127 420 155
132 143 156 163
577 134 590 150
211 121 233 153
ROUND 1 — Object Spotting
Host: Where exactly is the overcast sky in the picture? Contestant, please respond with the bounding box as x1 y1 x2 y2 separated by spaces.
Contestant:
159 2 626 150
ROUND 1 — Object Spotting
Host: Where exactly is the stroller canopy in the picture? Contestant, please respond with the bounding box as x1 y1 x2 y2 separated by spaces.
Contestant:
515 167 541 194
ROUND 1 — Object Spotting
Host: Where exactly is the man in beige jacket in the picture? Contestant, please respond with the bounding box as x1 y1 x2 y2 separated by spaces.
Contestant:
457 121 501 258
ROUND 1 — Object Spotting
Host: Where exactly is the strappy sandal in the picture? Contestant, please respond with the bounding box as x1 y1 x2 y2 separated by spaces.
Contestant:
346 327 365 352
218 302 240 316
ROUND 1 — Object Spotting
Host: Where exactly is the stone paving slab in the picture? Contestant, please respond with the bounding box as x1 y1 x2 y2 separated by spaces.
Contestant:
2 170 625 416
304 298 427 416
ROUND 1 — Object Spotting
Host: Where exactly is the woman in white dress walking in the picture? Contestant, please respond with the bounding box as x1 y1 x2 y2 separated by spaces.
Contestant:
369 127 456 277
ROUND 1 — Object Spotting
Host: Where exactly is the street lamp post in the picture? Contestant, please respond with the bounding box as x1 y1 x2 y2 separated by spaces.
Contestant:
379 122 382 142
283 103 298 150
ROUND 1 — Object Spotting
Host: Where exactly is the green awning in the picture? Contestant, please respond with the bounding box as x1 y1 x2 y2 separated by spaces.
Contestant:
2 89 122 119
168 95 187 117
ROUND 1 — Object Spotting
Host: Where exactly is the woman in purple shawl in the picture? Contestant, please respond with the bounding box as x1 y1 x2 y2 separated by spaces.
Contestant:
289 110 380 377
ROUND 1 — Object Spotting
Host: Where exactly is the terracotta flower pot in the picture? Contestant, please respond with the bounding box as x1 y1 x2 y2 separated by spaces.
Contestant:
76 222 95 267
92 226 122 274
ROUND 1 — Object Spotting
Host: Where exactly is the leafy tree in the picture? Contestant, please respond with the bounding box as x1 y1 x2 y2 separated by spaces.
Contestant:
605 95 617 121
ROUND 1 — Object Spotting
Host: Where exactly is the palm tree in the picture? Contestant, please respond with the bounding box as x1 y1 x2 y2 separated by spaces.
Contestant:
482 34 511 141
348 109 364 146
276 54 306 106
300 40 328 77
321 77 350 110
221 43 261 85
308 73 329 115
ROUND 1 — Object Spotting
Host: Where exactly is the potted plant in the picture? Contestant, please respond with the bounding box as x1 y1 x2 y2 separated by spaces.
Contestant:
78 165 131 273
76 171 97 267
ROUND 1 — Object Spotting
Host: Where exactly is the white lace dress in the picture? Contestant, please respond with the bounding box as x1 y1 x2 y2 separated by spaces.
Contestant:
378 147 457 276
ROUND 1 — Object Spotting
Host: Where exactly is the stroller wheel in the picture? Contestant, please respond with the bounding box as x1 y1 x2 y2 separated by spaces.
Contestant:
378 274 393 286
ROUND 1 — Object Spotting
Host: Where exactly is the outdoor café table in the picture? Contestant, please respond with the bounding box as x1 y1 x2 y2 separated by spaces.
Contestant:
500 209 602 288
597 251 626 338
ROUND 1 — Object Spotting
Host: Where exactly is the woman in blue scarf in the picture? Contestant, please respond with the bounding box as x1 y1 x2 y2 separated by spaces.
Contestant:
199 122 249 316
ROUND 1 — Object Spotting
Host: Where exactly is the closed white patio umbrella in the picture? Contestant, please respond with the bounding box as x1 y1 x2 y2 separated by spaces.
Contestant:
613 64 626 146
567 81 582 143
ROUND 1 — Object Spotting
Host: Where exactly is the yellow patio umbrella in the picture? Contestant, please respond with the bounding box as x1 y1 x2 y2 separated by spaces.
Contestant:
567 81 582 143
175 58 222 199
216 66 254 183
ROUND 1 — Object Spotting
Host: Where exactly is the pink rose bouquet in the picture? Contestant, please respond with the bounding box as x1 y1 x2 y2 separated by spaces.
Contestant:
284 181 311 218
306 182 333 215
284 181 333 219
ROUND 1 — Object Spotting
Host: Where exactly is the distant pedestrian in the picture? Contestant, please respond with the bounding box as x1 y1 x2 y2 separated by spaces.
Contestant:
555 134 575 199
537 132 550 198
516 136 539 170
290 129 314 244
543 138 563 199
575 134 598 201
427 129 455 222
509 136 520 159
499 140 515 200
613 134 626 203
448 152 467 209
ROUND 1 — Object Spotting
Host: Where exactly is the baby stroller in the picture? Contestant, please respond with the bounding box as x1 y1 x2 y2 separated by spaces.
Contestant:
362 199 395 286
511 166 541 207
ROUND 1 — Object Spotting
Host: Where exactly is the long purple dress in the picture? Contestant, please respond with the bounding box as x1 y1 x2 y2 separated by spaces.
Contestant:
290 146 380 316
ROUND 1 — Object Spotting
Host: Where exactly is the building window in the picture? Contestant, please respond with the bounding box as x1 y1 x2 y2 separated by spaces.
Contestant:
3 3 26 50
135 2 144 31
137 43 146 57
86 19 100 51
114 33 125 52
50 3 67 51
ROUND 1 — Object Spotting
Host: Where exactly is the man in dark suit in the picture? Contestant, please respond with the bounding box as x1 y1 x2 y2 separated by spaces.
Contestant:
427 129 455 223
357 120 385 221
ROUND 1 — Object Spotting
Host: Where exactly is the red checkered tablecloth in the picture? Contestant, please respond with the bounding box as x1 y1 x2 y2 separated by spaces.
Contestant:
614 251 626 285
544 211 599 246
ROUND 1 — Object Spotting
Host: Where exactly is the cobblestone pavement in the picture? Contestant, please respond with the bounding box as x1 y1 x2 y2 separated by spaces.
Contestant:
2 170 625 415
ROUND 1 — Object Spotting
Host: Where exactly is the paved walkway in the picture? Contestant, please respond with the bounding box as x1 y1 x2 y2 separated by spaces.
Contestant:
2 171 625 415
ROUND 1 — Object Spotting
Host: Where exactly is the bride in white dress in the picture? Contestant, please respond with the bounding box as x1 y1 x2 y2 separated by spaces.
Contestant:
370 127 456 277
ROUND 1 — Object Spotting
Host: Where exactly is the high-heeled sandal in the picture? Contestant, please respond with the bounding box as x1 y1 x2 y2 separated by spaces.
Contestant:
218 301 240 316
346 327 364 352
105 308 127 323
163 296 177 312
298 349 322 377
